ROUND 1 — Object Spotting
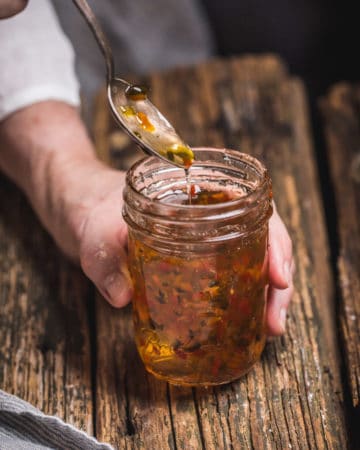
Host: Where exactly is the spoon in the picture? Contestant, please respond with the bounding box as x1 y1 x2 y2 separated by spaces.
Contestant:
72 0 194 169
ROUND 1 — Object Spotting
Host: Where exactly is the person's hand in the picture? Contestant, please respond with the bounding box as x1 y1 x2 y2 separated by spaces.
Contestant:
73 168 134 308
71 175 294 336
0 100 133 307
266 205 295 335
0 101 294 336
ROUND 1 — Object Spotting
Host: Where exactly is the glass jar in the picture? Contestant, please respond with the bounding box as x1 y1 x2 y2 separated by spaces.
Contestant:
123 148 272 386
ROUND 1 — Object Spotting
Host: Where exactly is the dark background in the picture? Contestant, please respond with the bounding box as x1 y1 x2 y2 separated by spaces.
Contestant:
201 0 360 98
201 0 359 294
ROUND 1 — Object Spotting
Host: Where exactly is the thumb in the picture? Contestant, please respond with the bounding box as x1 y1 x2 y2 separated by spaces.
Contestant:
79 200 133 308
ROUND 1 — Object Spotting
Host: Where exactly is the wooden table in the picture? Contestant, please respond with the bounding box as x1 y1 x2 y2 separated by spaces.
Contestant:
1 55 359 449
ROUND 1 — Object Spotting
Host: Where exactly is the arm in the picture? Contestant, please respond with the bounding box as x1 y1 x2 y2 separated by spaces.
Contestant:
0 0 132 305
0 100 133 306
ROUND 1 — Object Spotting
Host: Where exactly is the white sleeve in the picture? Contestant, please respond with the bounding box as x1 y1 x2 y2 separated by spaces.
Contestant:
0 0 80 121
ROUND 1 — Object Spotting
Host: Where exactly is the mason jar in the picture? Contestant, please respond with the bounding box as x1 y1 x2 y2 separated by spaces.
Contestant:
123 147 272 386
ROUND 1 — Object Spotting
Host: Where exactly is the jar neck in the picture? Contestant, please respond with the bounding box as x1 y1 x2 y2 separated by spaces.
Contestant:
123 148 272 244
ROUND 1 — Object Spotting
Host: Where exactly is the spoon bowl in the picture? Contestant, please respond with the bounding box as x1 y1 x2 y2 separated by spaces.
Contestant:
73 0 194 169
108 78 194 168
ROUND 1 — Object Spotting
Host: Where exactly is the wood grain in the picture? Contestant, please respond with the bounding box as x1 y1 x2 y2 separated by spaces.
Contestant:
320 83 360 407
93 55 348 449
0 178 93 432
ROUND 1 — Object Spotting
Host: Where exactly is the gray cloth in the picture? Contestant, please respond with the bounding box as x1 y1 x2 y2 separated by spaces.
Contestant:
0 390 113 450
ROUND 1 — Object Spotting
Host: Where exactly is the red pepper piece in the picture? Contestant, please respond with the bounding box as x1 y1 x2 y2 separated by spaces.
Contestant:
212 358 222 377
175 349 188 360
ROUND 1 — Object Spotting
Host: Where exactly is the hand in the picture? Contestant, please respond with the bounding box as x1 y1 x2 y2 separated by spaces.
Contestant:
75 169 134 308
0 101 133 307
0 101 293 336
77 187 294 335
266 204 295 335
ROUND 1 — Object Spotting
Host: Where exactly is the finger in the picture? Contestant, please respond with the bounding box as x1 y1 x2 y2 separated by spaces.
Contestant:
268 207 293 289
266 281 294 335
79 198 133 308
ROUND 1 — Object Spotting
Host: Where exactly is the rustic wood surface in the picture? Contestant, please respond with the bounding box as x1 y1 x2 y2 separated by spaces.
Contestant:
0 179 93 432
320 84 360 408
0 54 355 449
92 55 348 449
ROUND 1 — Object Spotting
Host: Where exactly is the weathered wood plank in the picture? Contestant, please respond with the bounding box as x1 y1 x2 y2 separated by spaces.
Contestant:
0 178 93 432
320 83 360 407
93 55 348 449
167 386 202 450
95 302 176 449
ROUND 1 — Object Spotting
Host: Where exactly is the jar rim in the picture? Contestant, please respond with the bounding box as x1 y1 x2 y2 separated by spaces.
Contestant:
123 147 272 245
125 147 270 217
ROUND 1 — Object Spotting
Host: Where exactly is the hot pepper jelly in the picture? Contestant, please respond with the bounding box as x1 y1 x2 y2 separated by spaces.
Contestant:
123 148 272 386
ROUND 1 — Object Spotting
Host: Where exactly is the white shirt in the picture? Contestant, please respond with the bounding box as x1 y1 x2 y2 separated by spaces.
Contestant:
0 0 80 120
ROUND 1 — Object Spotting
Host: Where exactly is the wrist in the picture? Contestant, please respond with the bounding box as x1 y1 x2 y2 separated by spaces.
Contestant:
46 154 126 261
38 152 106 260
0 101 125 261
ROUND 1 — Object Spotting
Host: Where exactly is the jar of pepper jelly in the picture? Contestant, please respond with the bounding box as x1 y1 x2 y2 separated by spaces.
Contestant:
123 148 272 386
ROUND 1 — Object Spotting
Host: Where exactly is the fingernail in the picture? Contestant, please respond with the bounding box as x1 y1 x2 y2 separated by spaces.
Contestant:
104 272 129 307
283 260 291 286
279 307 287 333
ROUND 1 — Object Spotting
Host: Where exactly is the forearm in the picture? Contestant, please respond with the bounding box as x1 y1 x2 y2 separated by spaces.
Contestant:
0 101 116 260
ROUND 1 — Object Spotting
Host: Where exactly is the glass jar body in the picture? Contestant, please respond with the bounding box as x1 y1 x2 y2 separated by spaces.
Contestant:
123 148 272 386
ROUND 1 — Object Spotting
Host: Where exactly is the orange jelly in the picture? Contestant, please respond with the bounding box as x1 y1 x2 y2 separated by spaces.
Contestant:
123 148 272 386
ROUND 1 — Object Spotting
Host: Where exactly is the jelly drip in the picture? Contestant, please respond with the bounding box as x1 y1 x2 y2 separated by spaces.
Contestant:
185 168 192 205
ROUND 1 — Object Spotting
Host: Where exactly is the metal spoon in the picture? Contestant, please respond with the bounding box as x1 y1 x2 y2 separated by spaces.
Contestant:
72 0 194 169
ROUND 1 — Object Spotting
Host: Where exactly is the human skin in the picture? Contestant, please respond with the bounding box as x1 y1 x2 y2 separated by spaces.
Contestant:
0 101 294 335
0 0 28 19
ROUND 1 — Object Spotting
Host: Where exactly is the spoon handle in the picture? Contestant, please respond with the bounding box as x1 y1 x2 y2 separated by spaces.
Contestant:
72 0 114 82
